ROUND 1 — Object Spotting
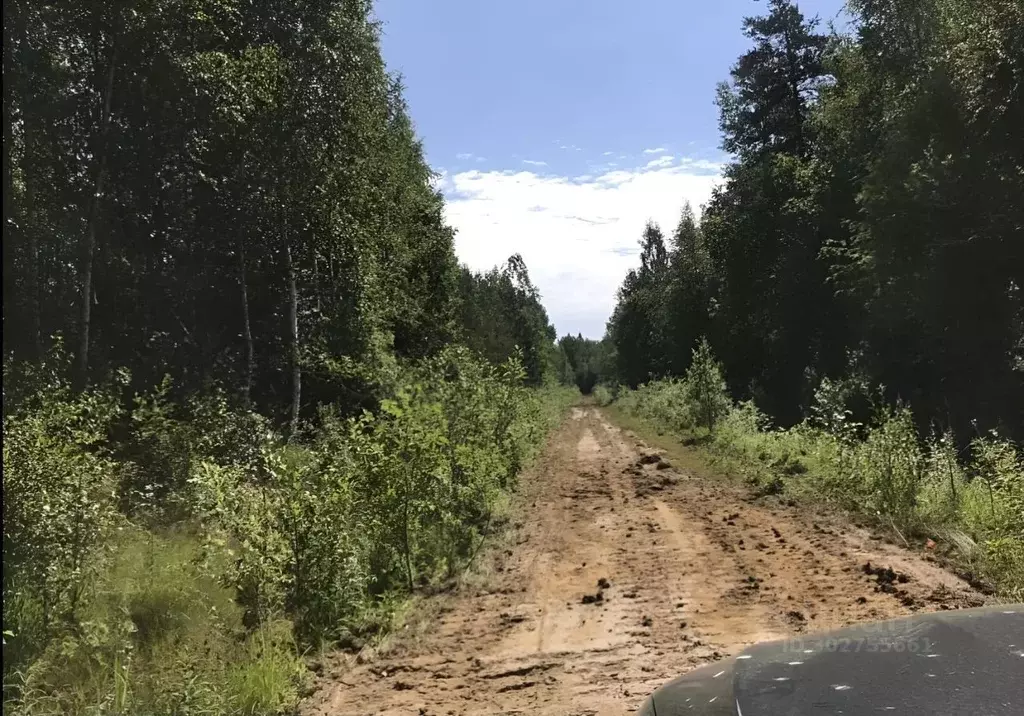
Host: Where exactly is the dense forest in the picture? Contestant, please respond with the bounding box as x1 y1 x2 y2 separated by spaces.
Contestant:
1 0 561 418
2 2 571 713
607 0 1023 440
605 0 1022 596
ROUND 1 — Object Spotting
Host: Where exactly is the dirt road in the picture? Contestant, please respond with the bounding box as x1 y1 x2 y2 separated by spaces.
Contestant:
304 407 986 715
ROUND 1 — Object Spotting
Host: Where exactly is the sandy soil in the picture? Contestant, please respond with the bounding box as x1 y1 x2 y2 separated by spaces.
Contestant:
303 407 987 716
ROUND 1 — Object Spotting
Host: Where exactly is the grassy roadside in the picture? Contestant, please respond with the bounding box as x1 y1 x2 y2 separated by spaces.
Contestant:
602 403 728 482
311 392 578 671
3 348 578 716
601 396 1023 602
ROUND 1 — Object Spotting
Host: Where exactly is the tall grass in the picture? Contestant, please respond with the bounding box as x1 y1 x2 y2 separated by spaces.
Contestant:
4 530 305 716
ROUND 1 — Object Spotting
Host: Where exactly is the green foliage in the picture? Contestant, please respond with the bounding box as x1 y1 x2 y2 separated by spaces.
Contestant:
187 347 563 646
3 363 124 662
617 379 694 435
556 335 612 394
3 0 577 711
4 350 573 713
2 0 462 423
617 374 1023 595
859 408 925 523
592 385 616 407
683 339 731 432
457 256 557 386
604 0 1022 438
121 380 272 523
5 530 305 716
606 223 673 387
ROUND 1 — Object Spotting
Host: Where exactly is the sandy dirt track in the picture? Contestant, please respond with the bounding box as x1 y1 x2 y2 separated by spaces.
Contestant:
304 407 987 716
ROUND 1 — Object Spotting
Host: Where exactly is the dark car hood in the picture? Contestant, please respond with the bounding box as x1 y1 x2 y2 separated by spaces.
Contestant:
640 604 1024 715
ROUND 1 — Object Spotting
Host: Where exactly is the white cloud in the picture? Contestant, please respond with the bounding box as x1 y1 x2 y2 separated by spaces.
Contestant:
522 159 548 166
642 146 668 154
645 155 674 169
602 151 614 156
444 159 723 338
678 157 723 173
455 152 474 160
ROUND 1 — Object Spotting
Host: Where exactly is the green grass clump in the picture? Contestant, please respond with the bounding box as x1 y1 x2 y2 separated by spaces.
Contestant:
5 530 305 716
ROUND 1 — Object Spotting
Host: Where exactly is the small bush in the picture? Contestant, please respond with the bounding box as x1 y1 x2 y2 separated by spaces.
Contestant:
188 346 566 645
859 407 924 526
683 339 731 432
3 368 124 664
593 385 614 406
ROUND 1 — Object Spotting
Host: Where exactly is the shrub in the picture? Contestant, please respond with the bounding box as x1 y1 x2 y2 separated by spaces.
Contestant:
592 385 614 406
3 369 124 665
858 407 924 526
122 380 272 523
187 346 564 645
683 339 731 432
4 345 573 712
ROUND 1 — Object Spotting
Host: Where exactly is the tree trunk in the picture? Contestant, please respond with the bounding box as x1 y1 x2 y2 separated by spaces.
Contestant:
2 8 18 352
313 250 322 315
29 219 40 359
285 238 301 440
77 52 117 386
782 26 805 155
24 118 41 360
239 238 254 408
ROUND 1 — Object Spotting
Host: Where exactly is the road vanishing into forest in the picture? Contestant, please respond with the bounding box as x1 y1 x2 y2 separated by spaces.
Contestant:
303 407 990 716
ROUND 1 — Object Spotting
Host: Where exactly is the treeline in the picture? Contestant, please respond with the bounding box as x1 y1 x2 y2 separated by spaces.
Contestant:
607 0 1023 441
552 334 613 394
2 2 570 714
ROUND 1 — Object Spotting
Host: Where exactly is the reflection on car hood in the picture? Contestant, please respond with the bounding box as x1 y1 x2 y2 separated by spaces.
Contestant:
639 604 1024 715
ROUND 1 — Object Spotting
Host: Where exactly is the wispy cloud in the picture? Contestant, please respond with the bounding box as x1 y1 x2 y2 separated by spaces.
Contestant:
522 159 548 166
645 155 674 169
603 151 614 156
678 157 723 174
642 146 668 155
443 157 723 338
455 152 474 160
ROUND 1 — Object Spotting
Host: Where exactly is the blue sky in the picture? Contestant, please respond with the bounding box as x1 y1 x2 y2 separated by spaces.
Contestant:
374 0 849 338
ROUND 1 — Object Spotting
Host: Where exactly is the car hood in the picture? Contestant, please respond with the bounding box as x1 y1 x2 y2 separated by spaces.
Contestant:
639 604 1024 715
